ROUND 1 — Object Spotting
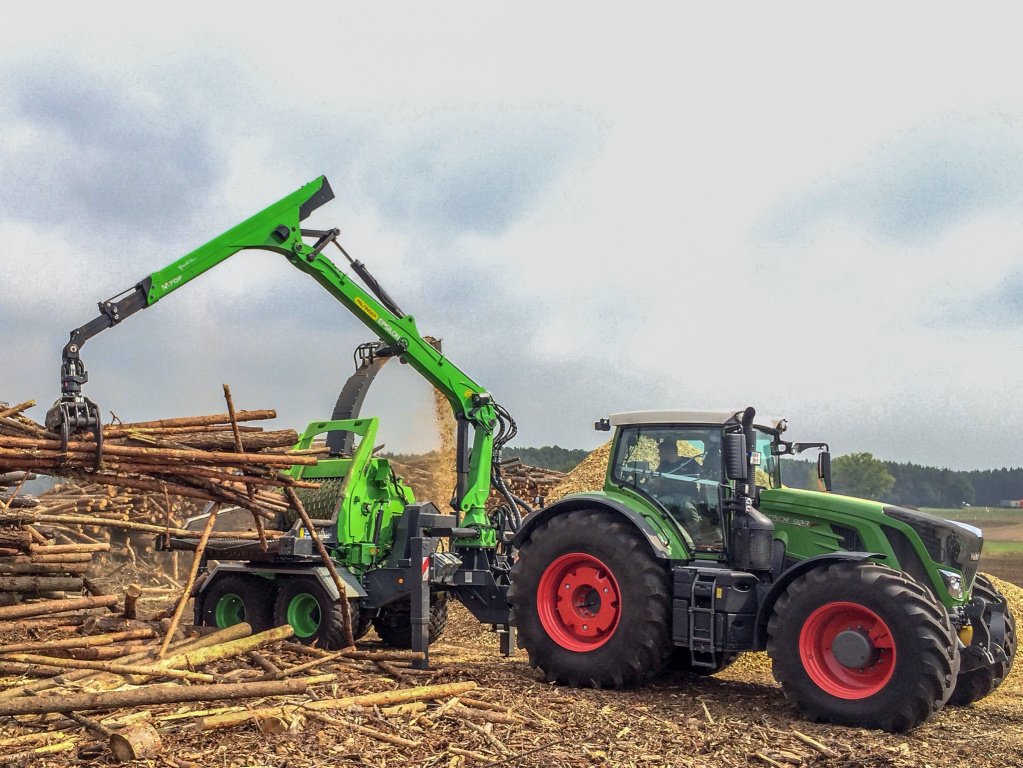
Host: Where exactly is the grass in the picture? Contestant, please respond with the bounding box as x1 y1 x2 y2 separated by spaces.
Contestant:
922 506 1023 523
982 540 1023 554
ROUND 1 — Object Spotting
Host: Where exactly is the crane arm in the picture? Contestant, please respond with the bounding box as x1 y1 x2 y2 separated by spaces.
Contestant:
47 176 517 545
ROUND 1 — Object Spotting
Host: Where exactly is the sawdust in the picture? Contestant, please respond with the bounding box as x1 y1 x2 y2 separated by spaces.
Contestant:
545 441 612 504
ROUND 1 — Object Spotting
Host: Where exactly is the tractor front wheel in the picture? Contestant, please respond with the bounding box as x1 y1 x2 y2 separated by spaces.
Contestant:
200 574 274 632
948 573 1018 706
509 508 672 688
767 562 959 732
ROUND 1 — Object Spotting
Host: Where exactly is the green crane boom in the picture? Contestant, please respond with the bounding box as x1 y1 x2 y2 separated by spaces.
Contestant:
46 175 508 546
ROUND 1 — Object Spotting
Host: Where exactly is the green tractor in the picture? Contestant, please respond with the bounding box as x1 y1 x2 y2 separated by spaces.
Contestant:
509 408 1016 732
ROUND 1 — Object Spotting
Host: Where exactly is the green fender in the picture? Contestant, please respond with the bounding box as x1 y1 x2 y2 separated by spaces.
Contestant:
512 493 674 560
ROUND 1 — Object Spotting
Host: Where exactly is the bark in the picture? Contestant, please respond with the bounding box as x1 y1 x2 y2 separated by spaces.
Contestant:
0 678 308 715
123 583 142 620
28 542 110 555
113 410 277 429
0 561 89 575
0 575 83 592
109 723 163 762
0 653 216 682
0 628 155 654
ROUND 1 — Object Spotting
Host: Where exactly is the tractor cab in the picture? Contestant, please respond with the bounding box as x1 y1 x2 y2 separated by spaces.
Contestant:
603 410 792 559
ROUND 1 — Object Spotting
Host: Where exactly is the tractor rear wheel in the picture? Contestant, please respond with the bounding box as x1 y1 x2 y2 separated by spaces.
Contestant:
372 593 449 648
509 508 672 688
948 574 1018 706
273 577 351 650
200 574 274 632
767 562 959 732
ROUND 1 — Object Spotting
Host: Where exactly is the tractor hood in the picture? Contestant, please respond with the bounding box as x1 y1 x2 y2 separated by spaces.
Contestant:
760 487 885 519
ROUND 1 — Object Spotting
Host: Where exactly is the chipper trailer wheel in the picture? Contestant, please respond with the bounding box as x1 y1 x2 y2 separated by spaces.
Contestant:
372 592 449 648
509 508 673 688
948 573 1018 706
200 574 275 633
767 561 959 732
273 577 352 650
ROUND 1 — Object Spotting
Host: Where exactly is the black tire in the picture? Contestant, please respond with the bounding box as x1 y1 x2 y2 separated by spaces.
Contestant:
273 577 350 650
508 508 673 688
767 562 959 733
372 592 449 648
200 573 275 632
948 573 1018 706
670 648 740 676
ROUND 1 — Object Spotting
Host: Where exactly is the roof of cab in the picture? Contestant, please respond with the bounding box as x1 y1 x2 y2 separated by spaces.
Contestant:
608 410 787 432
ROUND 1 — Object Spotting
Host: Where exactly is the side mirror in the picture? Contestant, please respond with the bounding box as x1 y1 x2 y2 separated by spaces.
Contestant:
817 451 832 492
594 418 611 432
724 432 747 480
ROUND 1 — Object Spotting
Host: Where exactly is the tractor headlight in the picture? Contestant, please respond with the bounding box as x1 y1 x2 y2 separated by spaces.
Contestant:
939 569 964 600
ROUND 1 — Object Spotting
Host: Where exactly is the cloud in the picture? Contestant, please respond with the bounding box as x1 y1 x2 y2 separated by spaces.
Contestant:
0 59 226 239
763 119 1023 244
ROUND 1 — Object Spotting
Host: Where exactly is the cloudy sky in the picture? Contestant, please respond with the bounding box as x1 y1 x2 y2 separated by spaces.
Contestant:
2 3 1023 470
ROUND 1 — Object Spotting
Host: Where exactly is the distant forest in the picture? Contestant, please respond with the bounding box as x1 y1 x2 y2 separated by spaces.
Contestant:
780 458 1023 508
505 446 590 473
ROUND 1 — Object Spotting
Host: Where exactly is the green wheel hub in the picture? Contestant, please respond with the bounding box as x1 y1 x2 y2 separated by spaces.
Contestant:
287 593 322 638
214 594 246 628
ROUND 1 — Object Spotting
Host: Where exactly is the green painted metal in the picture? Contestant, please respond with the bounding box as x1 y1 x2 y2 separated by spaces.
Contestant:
287 593 322 638
137 177 497 547
214 593 245 628
286 418 414 571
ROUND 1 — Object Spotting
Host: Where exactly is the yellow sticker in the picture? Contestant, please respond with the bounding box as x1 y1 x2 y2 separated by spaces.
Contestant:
354 296 379 321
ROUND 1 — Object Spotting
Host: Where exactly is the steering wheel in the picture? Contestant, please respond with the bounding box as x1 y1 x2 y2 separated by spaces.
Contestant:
664 453 705 474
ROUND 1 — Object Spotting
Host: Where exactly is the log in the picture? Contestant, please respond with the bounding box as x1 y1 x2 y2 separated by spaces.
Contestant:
29 542 110 555
113 410 277 429
0 653 216 683
109 723 162 762
0 575 83 592
0 529 31 550
123 583 142 620
0 561 89 575
0 628 156 654
0 678 308 715
1 552 93 563
158 505 218 658
201 680 479 730
149 623 294 676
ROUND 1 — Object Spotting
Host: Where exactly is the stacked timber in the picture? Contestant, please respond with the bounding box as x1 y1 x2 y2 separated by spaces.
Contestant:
0 399 321 547
493 457 565 508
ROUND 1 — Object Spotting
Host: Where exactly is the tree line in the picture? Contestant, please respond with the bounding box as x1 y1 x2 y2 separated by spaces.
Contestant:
781 453 1023 507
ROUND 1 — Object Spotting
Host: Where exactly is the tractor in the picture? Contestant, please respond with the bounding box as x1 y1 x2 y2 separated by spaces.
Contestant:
508 408 1016 731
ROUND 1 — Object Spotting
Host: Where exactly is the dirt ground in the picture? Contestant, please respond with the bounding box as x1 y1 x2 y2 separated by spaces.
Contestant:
15 574 1020 768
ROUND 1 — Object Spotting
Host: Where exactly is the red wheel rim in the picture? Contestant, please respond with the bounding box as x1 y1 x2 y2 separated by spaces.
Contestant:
799 601 896 699
537 552 621 651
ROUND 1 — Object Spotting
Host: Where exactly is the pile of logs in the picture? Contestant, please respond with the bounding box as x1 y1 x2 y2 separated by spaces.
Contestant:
492 456 565 509
0 534 107 608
